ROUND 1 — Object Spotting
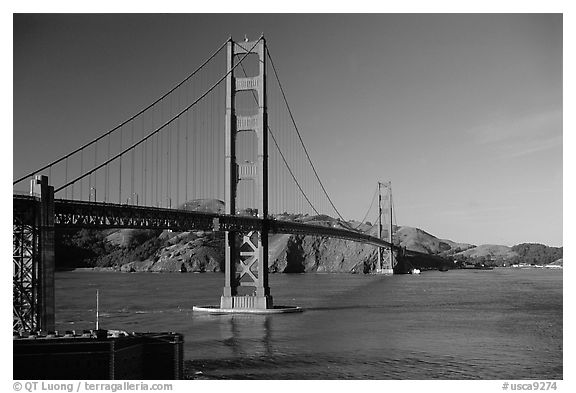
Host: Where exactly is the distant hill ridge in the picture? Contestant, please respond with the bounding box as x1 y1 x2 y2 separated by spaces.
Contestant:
55 198 563 272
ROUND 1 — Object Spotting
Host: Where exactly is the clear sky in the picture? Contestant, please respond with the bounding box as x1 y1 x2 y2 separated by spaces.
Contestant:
12 13 563 247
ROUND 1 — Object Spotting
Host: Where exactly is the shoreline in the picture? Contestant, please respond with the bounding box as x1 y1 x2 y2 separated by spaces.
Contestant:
59 265 563 274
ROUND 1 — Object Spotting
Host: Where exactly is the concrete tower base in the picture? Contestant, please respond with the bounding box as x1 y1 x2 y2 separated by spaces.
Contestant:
193 305 302 314
219 295 273 310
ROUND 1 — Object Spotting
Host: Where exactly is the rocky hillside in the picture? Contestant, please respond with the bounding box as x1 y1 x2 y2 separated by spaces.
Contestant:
55 199 562 272
119 230 224 273
394 226 474 255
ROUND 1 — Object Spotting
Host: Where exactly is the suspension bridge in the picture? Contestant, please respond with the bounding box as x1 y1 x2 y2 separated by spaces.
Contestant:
13 35 425 332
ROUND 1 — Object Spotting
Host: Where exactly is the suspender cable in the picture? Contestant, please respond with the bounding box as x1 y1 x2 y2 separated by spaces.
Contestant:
165 124 169 207
199 75 203 200
205 82 209 200
185 102 189 204
392 189 398 229
157 107 160 207
131 120 135 204
169 119 172 207
106 134 110 202
65 157 68 199
141 115 145 206
54 38 263 194
80 148 83 200
151 126 155 206
166 111 170 207
170 95 174 207
192 99 196 201
150 114 154 205
217 83 222 200
177 117 180 208
155 131 159 206
119 128 122 204
200 70 205 199
150 111 154 205
160 104 164 206
14 39 229 185
169 93 174 205
210 72 214 198
176 89 180 207
95 143 98 201
151 131 154 206
143 132 147 206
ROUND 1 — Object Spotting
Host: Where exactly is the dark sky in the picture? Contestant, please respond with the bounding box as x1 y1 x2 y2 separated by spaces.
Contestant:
12 13 563 246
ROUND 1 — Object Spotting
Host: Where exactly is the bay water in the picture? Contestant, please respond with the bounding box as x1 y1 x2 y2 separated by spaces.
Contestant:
55 268 562 379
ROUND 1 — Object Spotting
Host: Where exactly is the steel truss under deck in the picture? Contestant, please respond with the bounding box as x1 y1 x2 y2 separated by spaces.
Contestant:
13 177 55 333
13 202 37 332
30 196 396 248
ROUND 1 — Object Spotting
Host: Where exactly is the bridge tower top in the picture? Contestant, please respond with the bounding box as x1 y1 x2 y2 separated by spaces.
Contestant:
225 36 267 218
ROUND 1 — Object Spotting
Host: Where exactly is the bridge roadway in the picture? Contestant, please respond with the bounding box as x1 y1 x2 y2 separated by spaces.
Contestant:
14 194 399 251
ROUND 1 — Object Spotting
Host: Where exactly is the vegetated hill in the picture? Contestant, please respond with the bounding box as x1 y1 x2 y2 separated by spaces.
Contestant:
394 226 475 255
453 243 563 266
54 199 561 272
510 243 563 265
454 244 519 264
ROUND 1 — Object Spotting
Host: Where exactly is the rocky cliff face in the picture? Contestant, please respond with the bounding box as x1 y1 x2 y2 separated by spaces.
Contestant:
119 230 224 273
115 226 469 273
268 234 378 274
118 231 380 274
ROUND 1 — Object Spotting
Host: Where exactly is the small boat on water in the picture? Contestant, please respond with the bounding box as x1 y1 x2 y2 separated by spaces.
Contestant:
410 268 421 275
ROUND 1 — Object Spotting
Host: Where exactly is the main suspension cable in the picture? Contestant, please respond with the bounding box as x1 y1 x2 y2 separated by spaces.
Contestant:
354 185 379 229
55 38 263 193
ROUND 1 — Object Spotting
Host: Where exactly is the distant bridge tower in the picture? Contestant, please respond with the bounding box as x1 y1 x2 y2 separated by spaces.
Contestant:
376 181 394 274
221 37 273 310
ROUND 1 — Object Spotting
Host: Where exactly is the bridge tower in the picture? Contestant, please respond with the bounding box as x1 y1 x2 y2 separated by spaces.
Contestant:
13 175 55 332
221 37 273 310
376 181 394 274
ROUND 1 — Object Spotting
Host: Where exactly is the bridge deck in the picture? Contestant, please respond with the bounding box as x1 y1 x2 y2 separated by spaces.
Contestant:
14 195 397 250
